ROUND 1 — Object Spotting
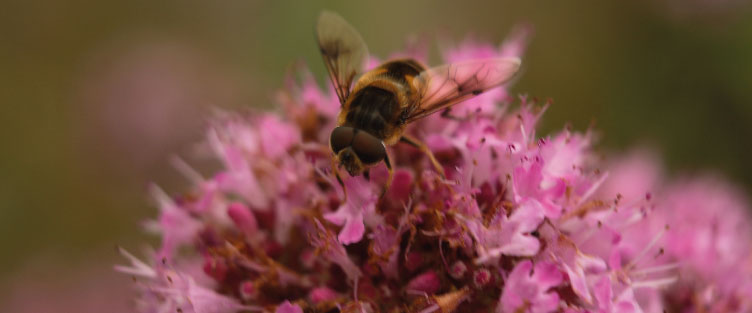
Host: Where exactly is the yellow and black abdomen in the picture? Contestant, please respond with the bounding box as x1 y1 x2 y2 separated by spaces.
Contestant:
338 59 426 144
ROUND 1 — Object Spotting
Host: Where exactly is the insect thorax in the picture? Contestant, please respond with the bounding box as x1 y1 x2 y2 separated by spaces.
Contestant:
342 85 399 140
340 59 425 143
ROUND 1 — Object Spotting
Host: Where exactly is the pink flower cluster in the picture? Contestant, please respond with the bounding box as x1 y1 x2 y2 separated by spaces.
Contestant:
117 28 752 313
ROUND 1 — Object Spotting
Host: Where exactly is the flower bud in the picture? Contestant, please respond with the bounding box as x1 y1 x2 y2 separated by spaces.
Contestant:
227 202 258 236
309 286 338 304
449 261 468 279
406 270 440 294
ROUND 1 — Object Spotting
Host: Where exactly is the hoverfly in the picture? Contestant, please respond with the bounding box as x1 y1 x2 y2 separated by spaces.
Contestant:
317 11 521 192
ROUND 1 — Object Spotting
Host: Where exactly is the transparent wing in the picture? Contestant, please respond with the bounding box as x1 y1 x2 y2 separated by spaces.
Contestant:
404 57 521 123
316 11 369 106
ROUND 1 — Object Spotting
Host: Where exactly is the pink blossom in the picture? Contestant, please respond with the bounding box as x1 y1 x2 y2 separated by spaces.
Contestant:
208 127 268 209
499 260 563 313
660 177 752 281
598 149 662 202
115 248 259 313
227 202 258 237
512 156 563 219
275 301 303 313
406 270 441 294
368 216 410 278
310 220 363 283
324 176 378 244
592 276 644 313
309 286 339 304
146 184 203 261
258 114 301 158
116 25 752 313
466 199 544 264
651 177 752 311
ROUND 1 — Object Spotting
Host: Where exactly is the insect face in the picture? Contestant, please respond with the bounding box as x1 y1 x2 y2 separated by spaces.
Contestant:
330 126 386 176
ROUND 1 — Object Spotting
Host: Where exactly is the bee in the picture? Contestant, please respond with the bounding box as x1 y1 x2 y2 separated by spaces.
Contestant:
317 11 521 192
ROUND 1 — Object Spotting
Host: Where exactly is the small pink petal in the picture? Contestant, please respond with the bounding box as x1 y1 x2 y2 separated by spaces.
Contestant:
309 286 339 304
407 270 441 294
338 213 365 245
227 202 258 237
275 301 303 313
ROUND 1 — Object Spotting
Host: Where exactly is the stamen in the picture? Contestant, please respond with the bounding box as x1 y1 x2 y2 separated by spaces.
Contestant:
575 173 609 208
620 210 646 228
631 276 678 289
575 225 599 246
114 247 156 278
520 123 528 145
631 263 681 276
626 225 669 270
170 156 204 185
571 206 645 246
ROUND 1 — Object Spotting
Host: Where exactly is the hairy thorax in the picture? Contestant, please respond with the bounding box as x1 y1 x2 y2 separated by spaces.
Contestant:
336 59 425 145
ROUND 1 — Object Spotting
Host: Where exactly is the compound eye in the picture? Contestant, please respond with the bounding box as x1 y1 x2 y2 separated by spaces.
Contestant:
330 126 354 153
352 131 386 164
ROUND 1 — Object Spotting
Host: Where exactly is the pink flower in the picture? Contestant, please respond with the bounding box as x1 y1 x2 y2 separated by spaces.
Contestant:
275 301 303 313
660 177 752 281
406 270 441 294
310 220 363 283
116 24 752 313
115 248 259 313
227 202 258 237
598 149 662 202
465 199 545 264
258 114 301 158
499 260 563 313
651 177 752 311
208 126 269 209
309 286 339 304
324 176 378 244
591 276 644 313
512 156 564 219
146 184 202 261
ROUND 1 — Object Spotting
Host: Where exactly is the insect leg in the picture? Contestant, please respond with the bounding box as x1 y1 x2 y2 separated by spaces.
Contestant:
331 157 348 202
381 149 394 198
400 134 446 178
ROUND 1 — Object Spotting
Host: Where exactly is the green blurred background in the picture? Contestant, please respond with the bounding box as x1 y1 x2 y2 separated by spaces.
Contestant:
1 0 751 311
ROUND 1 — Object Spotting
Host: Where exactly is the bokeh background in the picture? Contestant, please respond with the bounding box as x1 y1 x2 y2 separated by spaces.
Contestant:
2 0 751 311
